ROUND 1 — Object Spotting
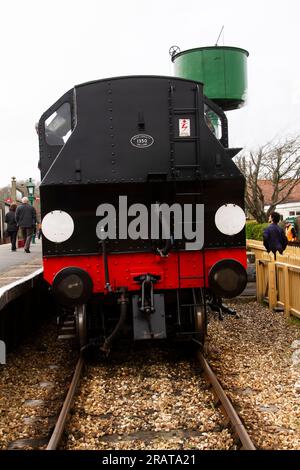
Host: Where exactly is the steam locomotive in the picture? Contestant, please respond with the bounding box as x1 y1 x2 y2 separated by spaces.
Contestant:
38 47 248 351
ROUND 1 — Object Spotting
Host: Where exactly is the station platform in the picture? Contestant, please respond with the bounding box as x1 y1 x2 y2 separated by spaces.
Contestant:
0 240 42 292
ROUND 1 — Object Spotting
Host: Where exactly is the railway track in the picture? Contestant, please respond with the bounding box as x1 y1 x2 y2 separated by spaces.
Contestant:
46 344 255 451
46 355 85 450
193 343 255 450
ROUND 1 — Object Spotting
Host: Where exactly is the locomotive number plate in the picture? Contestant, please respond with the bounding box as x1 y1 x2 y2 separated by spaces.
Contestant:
130 134 154 148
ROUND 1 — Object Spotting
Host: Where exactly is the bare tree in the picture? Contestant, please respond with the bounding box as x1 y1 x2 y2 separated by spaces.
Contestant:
235 136 300 223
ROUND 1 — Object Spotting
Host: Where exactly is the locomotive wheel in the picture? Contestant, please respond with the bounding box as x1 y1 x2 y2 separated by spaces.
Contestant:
75 304 87 349
195 305 206 350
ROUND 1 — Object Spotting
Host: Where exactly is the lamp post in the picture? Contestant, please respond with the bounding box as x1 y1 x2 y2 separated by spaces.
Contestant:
26 178 36 244
26 178 35 206
11 177 17 203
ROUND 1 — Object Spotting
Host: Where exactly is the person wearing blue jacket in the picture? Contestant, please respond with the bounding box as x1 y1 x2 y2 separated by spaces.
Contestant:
263 212 288 259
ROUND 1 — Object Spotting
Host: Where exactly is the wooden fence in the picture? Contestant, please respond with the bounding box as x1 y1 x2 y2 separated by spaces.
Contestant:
247 239 300 319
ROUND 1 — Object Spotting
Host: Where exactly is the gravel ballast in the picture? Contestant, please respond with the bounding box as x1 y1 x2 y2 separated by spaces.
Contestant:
1 299 299 450
64 347 234 450
207 300 300 450
0 322 76 449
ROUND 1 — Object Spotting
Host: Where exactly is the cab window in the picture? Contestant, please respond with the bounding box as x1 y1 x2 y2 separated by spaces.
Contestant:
45 102 71 146
204 104 222 140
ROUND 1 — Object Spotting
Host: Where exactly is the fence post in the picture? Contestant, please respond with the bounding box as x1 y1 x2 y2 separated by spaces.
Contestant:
256 259 263 302
268 261 277 309
283 265 290 318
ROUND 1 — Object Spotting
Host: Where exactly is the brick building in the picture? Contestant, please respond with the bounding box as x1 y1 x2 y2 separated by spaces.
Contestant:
259 180 300 220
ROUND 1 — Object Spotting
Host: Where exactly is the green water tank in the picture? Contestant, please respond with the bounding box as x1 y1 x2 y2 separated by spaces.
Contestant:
172 46 249 111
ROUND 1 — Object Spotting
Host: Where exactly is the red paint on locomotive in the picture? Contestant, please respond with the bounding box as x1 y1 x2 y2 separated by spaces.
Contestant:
43 247 246 293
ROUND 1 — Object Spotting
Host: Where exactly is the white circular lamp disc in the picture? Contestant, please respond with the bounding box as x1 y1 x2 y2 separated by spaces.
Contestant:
42 210 74 243
215 204 245 236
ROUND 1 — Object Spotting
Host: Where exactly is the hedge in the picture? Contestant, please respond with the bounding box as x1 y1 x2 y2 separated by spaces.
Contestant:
246 221 269 241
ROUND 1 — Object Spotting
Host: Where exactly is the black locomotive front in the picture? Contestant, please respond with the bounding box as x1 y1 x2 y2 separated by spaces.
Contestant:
37 76 247 350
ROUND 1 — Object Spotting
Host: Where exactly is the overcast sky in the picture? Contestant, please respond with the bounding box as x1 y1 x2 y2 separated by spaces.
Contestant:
1 0 299 187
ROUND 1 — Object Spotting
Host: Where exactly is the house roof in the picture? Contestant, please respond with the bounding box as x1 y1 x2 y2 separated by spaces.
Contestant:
258 180 300 205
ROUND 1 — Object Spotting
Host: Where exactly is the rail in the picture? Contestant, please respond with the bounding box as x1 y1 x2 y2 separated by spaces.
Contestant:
47 355 84 450
194 345 255 450
48 346 255 451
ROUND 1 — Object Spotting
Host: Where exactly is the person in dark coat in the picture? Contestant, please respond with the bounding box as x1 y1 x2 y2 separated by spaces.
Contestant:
15 197 37 253
5 203 18 251
263 211 288 259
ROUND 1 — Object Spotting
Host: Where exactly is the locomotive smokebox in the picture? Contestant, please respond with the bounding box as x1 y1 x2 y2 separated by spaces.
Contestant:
172 46 249 111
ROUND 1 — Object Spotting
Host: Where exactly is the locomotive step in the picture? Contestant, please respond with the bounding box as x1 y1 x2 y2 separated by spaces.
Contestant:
60 326 76 332
62 321 75 326
57 334 76 340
